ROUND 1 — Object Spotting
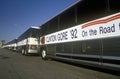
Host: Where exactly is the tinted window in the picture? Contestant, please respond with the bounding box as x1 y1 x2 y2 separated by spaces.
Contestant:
77 0 106 24
41 24 48 36
48 17 58 33
30 29 39 37
59 7 75 30
109 0 120 13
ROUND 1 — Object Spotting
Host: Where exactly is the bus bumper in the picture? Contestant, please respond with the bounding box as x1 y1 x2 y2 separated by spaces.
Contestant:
28 49 38 54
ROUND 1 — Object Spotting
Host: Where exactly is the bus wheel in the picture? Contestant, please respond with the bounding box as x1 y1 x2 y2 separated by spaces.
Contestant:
22 49 25 55
41 49 47 59
25 50 28 56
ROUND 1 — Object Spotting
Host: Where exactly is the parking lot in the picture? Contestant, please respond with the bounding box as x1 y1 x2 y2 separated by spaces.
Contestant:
0 48 119 79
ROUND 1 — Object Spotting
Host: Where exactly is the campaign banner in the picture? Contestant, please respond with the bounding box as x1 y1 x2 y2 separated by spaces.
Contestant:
40 13 120 45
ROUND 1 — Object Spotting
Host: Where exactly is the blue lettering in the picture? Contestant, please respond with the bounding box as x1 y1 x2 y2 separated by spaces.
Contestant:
82 30 88 37
89 29 97 36
46 35 56 42
99 24 115 34
57 31 68 41
119 23 120 30
70 29 77 39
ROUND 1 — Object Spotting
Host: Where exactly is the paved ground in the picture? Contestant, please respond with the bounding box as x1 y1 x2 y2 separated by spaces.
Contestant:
0 48 119 79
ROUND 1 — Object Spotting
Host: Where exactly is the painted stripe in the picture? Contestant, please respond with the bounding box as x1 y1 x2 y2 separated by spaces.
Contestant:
82 13 120 29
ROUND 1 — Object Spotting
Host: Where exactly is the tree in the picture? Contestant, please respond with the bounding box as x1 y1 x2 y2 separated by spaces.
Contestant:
0 40 5 47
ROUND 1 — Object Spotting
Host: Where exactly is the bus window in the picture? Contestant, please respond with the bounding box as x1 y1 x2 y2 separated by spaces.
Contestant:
109 0 120 13
77 0 106 24
48 17 58 33
59 7 76 30
41 23 48 36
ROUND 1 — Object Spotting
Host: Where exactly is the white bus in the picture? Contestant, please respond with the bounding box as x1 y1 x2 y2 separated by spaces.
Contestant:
17 27 40 55
4 39 17 51
38 0 120 71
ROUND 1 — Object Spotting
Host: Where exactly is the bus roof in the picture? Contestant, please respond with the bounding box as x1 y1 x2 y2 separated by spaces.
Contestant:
39 0 81 27
31 26 40 29
17 27 40 41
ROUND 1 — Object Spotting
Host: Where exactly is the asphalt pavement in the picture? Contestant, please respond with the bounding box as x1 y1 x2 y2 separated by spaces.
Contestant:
0 48 119 79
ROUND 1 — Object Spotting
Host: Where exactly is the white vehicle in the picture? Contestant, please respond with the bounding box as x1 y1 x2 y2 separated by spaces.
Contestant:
4 39 17 51
17 27 40 55
39 0 120 71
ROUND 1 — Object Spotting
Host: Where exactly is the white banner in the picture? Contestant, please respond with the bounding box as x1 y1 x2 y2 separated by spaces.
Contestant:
40 13 120 45
17 37 38 46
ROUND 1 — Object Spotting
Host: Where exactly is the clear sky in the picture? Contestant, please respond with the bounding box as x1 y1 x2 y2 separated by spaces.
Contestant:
0 0 78 43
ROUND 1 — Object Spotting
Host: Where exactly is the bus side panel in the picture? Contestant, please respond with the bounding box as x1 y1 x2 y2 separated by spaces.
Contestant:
72 41 82 54
71 39 101 67
55 39 102 67
46 44 56 58
81 39 101 64
56 42 73 58
102 37 120 70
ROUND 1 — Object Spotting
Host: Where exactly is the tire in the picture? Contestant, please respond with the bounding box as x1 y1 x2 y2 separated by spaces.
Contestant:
41 49 47 59
22 49 25 55
24 49 28 56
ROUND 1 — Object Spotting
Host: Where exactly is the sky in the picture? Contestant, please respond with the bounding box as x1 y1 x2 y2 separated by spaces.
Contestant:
0 0 78 43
